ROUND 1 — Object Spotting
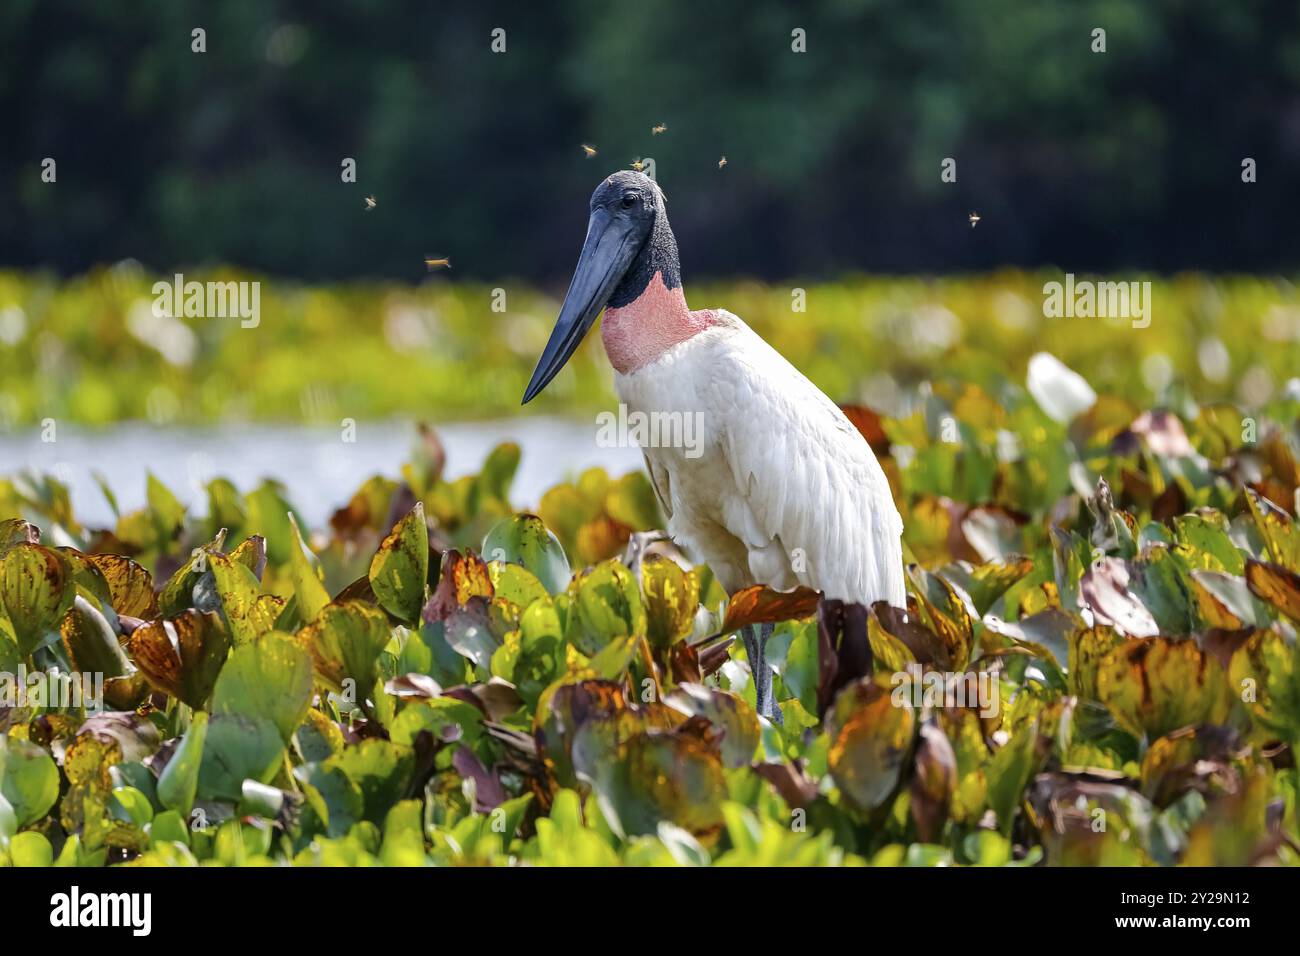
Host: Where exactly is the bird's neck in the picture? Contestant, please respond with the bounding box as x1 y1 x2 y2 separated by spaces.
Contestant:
601 209 714 373
601 275 714 374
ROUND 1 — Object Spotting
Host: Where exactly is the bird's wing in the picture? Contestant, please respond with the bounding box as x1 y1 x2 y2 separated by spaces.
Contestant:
642 450 673 520
704 315 905 606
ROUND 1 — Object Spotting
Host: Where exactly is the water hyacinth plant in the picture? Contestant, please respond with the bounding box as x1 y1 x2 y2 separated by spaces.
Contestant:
1 352 1299 866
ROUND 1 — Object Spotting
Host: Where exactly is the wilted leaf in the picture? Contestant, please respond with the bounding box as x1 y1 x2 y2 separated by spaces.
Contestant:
423 549 492 623
1080 557 1159 637
1068 625 1124 700
1245 487 1300 572
444 597 498 669
908 569 975 669
1245 558 1300 622
128 611 231 709
0 518 40 552
911 718 957 842
0 543 71 656
664 683 759 768
82 553 157 618
487 561 548 608
299 600 393 695
206 551 278 644
573 718 725 840
1096 638 1234 740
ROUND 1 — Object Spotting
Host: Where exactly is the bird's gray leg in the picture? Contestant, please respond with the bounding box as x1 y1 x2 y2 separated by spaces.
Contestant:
757 621 782 724
741 622 782 724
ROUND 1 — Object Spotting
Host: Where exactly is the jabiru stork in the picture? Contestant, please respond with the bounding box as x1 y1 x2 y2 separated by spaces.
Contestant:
523 170 905 722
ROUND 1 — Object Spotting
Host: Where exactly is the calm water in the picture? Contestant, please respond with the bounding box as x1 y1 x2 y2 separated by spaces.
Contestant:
0 418 645 529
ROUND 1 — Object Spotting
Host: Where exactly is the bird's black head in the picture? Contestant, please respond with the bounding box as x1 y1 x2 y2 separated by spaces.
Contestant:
589 171 680 307
521 170 681 403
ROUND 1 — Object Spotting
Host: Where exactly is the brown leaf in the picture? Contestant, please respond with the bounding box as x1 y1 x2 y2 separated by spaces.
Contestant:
911 717 957 842
838 404 891 456
816 599 873 718
422 549 493 623
1245 558 1300 622
82 552 158 619
1140 725 1243 807
127 610 231 709
721 583 821 634
753 762 819 809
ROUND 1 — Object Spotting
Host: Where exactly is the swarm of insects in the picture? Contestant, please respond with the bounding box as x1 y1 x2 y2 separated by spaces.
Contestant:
581 145 597 158
364 195 377 211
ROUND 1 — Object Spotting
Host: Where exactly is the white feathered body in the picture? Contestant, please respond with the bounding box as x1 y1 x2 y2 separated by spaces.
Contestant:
614 309 905 607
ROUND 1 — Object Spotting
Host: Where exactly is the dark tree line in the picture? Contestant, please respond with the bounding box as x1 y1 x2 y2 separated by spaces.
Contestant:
2 0 1298 283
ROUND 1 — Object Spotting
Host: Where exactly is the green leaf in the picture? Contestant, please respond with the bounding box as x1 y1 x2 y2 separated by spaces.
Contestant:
295 763 364 838
146 471 187 543
207 551 278 644
286 512 330 623
487 561 548 608
477 442 520 505
9 830 53 867
212 631 314 743
196 713 285 803
482 515 572 594
326 739 414 824
0 736 60 827
571 560 645 656
987 718 1042 835
149 809 190 848
368 503 429 622
59 594 131 677
109 786 155 826
157 711 208 817
606 472 661 530
157 529 226 616
299 600 393 696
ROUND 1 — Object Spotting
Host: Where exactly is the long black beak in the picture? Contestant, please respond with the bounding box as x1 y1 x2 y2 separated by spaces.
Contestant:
522 207 642 403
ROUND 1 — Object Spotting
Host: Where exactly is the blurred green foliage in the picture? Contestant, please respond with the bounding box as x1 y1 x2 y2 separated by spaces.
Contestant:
0 266 1297 427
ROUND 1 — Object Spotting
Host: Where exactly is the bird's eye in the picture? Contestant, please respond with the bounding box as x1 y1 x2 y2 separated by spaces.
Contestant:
621 193 637 209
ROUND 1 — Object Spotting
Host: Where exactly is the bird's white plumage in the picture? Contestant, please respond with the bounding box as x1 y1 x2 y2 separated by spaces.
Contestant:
615 309 905 607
